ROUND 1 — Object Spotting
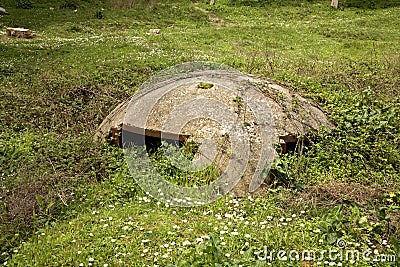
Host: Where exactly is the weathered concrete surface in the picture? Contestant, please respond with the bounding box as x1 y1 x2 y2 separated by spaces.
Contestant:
96 76 332 144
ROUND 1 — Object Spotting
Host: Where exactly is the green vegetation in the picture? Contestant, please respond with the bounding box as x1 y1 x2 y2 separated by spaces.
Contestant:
1 0 399 265
198 82 214 89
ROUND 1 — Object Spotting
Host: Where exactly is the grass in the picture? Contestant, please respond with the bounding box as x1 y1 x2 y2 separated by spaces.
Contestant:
1 0 400 265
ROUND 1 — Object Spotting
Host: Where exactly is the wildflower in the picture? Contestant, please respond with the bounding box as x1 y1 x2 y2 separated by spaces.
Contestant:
245 234 251 239
182 240 191 246
225 253 230 257
88 257 94 262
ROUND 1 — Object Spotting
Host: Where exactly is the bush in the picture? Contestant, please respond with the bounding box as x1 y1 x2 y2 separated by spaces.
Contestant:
60 0 80 9
16 0 33 9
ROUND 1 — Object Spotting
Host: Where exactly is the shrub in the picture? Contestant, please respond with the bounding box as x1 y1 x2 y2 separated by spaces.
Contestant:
16 0 33 9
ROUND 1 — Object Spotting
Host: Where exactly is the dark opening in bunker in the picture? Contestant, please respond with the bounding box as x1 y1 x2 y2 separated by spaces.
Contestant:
279 135 310 153
109 124 190 154
109 124 308 155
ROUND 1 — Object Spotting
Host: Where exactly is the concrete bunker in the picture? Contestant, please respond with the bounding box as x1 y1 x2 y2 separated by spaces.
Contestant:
95 63 333 196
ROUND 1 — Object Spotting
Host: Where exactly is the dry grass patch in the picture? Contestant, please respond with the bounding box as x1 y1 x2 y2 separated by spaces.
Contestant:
288 182 384 208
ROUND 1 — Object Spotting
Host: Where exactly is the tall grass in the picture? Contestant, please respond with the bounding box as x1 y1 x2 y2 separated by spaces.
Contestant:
108 0 159 9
